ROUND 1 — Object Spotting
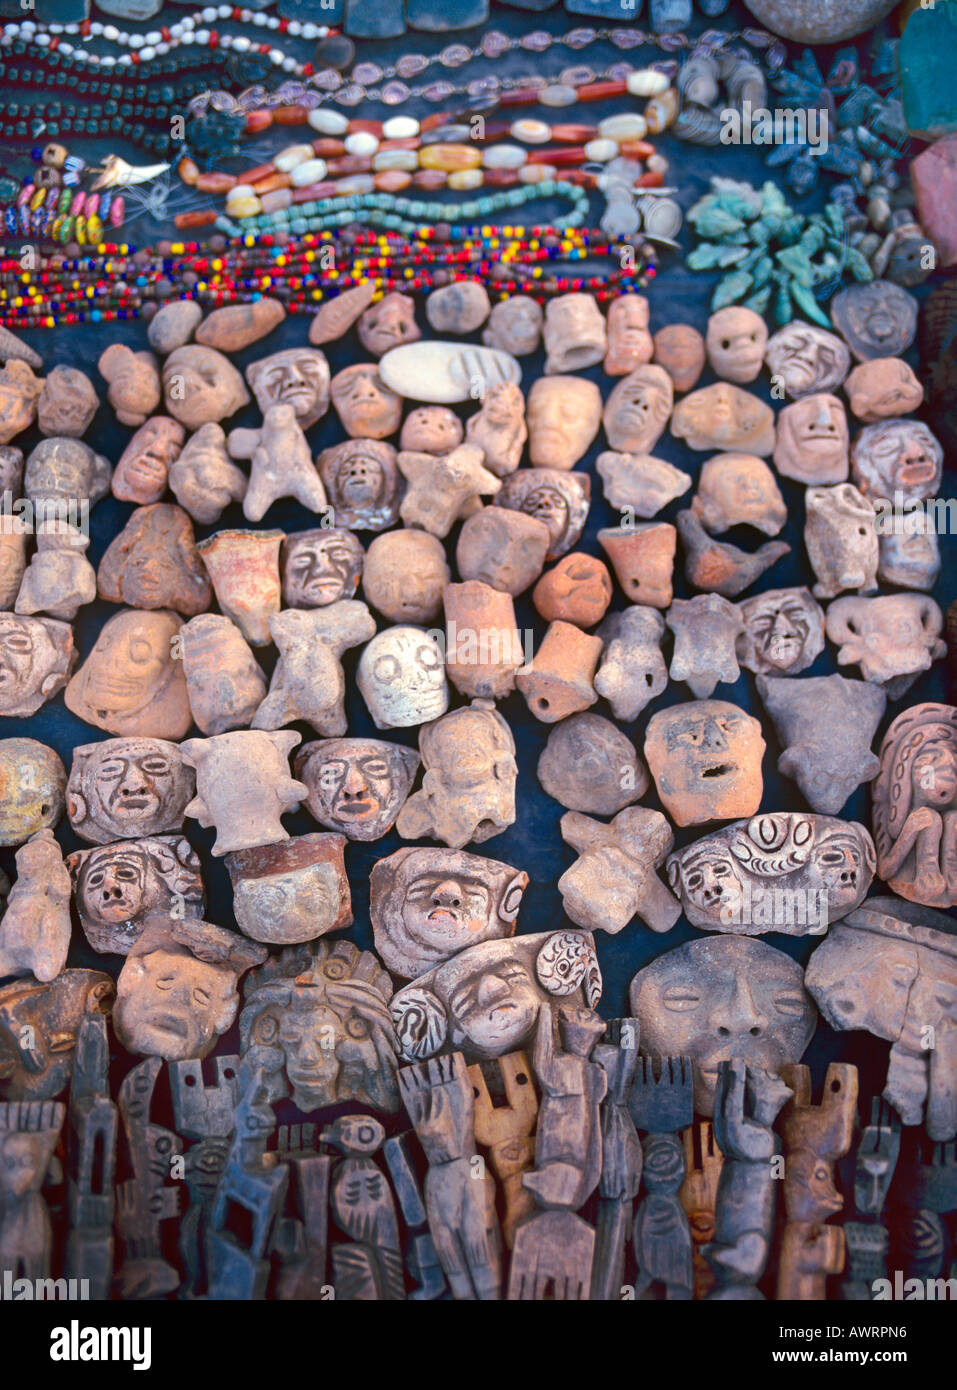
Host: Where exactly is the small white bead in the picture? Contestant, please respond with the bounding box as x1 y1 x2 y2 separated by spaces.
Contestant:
181 16 195 29
287 20 301 36
269 47 284 63
129 34 144 49
301 22 319 38
90 20 103 35
218 4 232 18
182 32 195 44
140 46 155 61
65 22 79 32
170 23 184 38
267 15 280 28
74 48 87 62
202 6 217 21
252 11 267 24
232 35 250 52
49 22 63 32
102 22 118 39
220 33 232 47
307 108 348 135
144 31 161 45
345 131 379 156
59 41 72 55
282 56 296 72
35 32 50 46
196 29 210 43
118 53 132 65
155 42 169 56
382 115 420 139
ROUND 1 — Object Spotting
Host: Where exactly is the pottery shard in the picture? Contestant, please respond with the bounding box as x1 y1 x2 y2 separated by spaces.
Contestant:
516 620 603 723
425 280 491 335
677 509 790 599
598 523 676 609
147 300 203 354
65 608 191 740
0 324 42 371
195 298 286 352
596 450 691 518
538 712 647 815
653 324 706 394
444 580 524 700
180 613 267 736
559 806 680 936
309 281 377 346
225 831 351 945
97 503 212 616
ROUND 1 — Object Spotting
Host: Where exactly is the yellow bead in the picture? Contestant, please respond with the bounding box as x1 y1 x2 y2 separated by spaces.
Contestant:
419 143 481 173
448 169 483 191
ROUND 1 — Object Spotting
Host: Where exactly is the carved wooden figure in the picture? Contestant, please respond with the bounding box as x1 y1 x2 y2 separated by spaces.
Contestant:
272 1126 332 1302
629 1055 695 1301
0 969 114 1102
323 1114 405 1300
0 1100 64 1283
383 1131 446 1300
591 1019 642 1302
468 1051 538 1249
399 1051 501 1300
114 1056 183 1299
680 1121 724 1300
169 1055 240 1300
776 1063 858 1301
65 1013 117 1299
842 1098 901 1301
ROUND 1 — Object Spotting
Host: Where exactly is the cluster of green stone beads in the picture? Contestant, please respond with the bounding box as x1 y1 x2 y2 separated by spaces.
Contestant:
216 181 593 241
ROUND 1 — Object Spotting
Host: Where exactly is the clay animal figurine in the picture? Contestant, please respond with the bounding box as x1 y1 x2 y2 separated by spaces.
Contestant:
826 594 945 698
295 737 419 842
644 700 765 826
558 807 681 936
676 509 790 599
872 703 957 909
227 405 328 521
251 601 377 737
0 830 71 981
180 729 306 855
397 443 501 537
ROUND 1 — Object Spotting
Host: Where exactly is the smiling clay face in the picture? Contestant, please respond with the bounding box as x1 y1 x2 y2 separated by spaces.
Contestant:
773 394 849 484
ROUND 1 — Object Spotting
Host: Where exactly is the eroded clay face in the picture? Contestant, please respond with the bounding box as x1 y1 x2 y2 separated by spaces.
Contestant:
831 280 918 362
845 357 923 422
37 366 98 438
245 347 331 428
773 394 849 484
24 437 111 508
537 712 646 815
736 587 825 676
706 306 767 383
399 406 463 455
653 324 706 394
464 383 527 478
296 737 419 841
67 835 204 955
330 364 402 439
0 738 66 846
357 292 420 357
112 417 184 504
362 529 449 624
482 295 543 356
64 608 191 740
317 439 401 531
630 936 816 1116
162 346 250 430
527 376 602 470
764 323 851 399
0 613 75 718
805 483 879 600
281 528 363 608
0 529 25 607
456 509 550 596
604 295 653 376
67 737 194 844
357 626 448 730
495 468 589 559
533 553 613 628
168 422 247 524
670 382 774 455
179 613 267 736
851 419 943 505
692 453 786 536
644 700 765 826
398 702 517 849
96 503 211 616
603 365 674 454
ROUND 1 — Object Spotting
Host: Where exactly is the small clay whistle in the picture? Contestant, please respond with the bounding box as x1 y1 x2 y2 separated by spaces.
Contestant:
196 528 283 646
594 606 668 720
666 595 743 698
804 484 879 600
516 621 602 723
533 554 612 629
676 510 791 597
598 522 676 608
180 728 306 855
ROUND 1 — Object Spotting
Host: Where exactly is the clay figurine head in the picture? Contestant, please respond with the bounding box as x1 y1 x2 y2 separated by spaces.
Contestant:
845 357 923 422
0 613 75 717
37 366 98 437
24 436 111 509
316 439 401 530
425 280 490 336
196 528 282 647
296 737 419 841
168 422 248 524
764 322 851 399
330 363 403 439
114 912 265 1061
0 969 114 1100
667 594 744 699
65 608 191 740
644 700 765 826
653 323 706 394
603 365 674 454
706 306 768 383
0 738 66 846
465 382 527 478
371 846 528 978
831 280 918 362
879 517 940 591
179 613 267 736
225 832 351 946
162 346 250 430
533 553 613 628
538 712 646 815
97 344 161 427
245 347 331 429
281 527 363 608
482 295 543 356
67 835 204 955
851 419 943 505
543 293 607 374
67 737 194 845
773 394 849 484
826 594 945 697
604 295 653 376
396 699 517 849
692 454 786 536
805 483 879 600
496 468 590 559
399 406 463 455
872 703 957 910
671 382 774 455
112 417 184 504
391 929 601 1061
527 376 602 469
0 361 43 443
357 626 448 730
0 529 25 609
357 292 420 357
362 529 449 623
630 936 816 1116
96 503 211 616
180 729 305 856
594 606 668 721
456 508 551 596
595 450 691 519
735 587 825 676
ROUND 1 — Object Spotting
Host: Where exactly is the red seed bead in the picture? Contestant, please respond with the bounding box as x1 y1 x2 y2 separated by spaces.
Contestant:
636 170 665 187
349 119 383 136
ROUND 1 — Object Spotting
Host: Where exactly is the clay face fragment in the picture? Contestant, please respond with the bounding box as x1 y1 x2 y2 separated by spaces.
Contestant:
227 404 328 521
596 451 690 519
670 383 774 455
444 580 524 700
371 846 528 978
667 594 743 698
598 522 676 608
245 347 331 428
0 830 71 981
37 366 97 438
806 898 957 1140
114 912 265 1062
317 438 402 530
543 293 607 374
594 606 667 721
527 376 602 470
196 528 282 647
330 363 403 438
0 361 43 443
0 529 26 608
363 529 448 623
180 728 305 856
559 806 680 936
391 929 601 1062
240 938 399 1113
425 281 490 336
804 483 878 600
666 812 875 934
179 614 267 736
396 699 517 849
603 365 674 454
773 393 849 484
357 626 448 730
736 587 825 677
168 422 248 524
516 621 602 724
225 832 351 945
538 712 647 815
845 357 923 422
400 405 463 455
15 521 96 622
706 306 767 384
97 344 161 428
97 503 211 616
0 738 66 846
826 593 945 698
879 519 941 591
456 507 550 596
251 601 376 737
604 295 653 376
65 608 190 740
630 936 816 1116
764 322 851 399
757 673 886 813
358 292 421 357
67 834 204 955
0 613 75 716
24 437 111 511
482 295 543 357
644 700 765 827
67 736 195 844
533 553 612 630
495 467 589 560
398 443 501 537
0 969 114 1101
653 324 705 394
873 703 957 909
851 418 943 505
162 346 250 430
280 526 362 610
692 454 786 536
295 737 419 841
464 383 527 478
831 280 918 362
112 417 184 504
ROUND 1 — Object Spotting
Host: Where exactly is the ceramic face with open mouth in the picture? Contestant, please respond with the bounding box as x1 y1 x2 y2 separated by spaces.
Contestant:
644 699 766 826
295 737 419 841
